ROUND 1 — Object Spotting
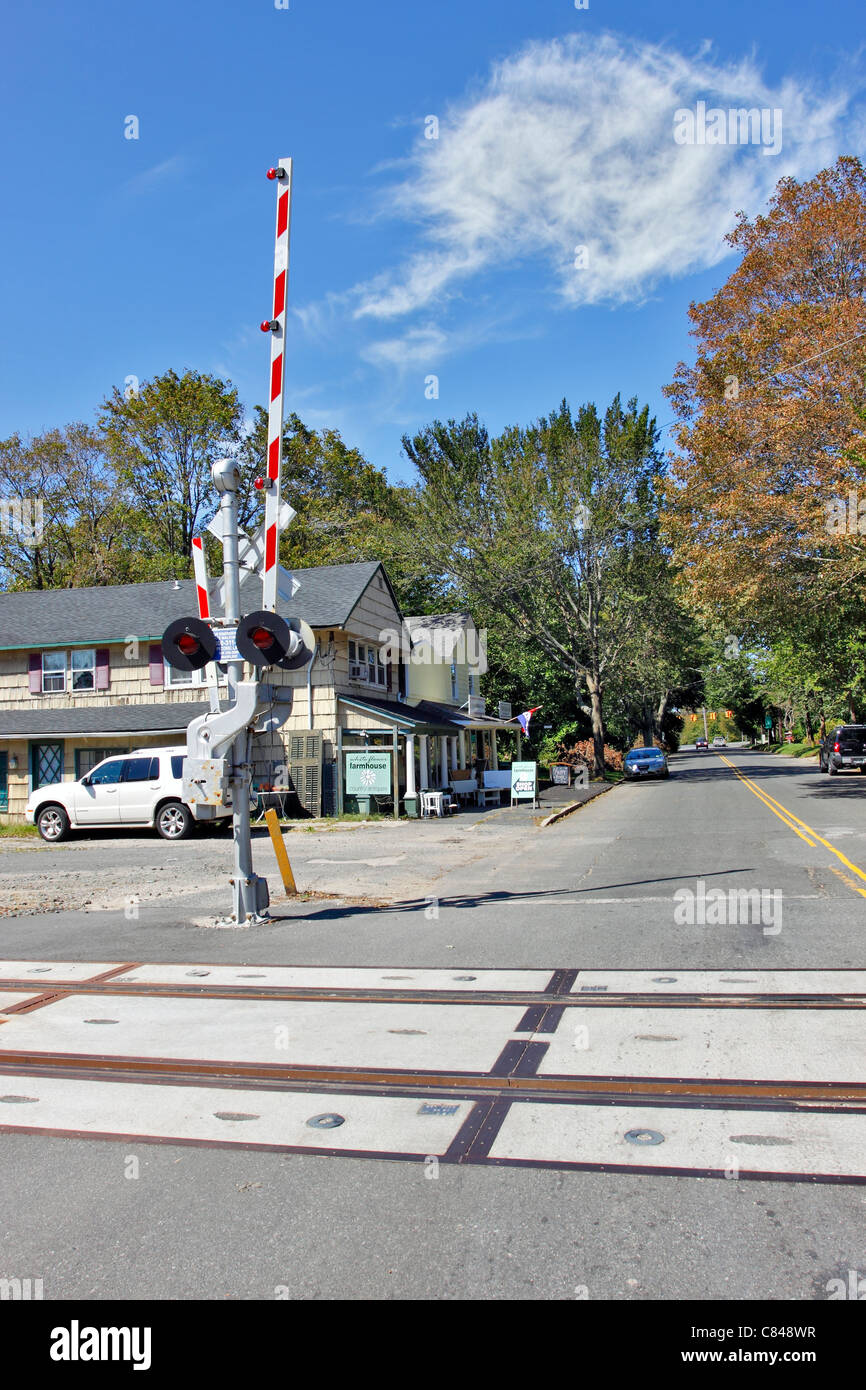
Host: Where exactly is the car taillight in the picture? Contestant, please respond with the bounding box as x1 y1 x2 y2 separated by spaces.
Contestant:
834 742 841 752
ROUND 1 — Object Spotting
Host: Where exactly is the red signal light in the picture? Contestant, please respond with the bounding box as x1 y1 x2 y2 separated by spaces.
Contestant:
266 168 278 180
250 626 273 651
177 634 200 656
260 321 271 332
254 477 265 491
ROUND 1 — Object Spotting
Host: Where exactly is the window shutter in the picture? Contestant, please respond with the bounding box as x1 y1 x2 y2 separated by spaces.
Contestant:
95 648 110 690
149 644 164 687
28 653 41 694
285 730 323 817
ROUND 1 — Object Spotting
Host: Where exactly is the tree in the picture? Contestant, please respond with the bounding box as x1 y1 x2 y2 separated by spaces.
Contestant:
664 157 866 628
236 408 443 613
0 424 134 589
100 370 243 571
403 396 669 775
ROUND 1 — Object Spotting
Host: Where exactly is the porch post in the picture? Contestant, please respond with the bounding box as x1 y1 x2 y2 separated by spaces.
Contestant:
439 735 449 787
491 730 499 770
405 734 416 798
458 731 466 769
419 735 429 790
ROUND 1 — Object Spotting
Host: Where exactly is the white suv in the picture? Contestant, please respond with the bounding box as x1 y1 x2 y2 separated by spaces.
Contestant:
25 746 228 843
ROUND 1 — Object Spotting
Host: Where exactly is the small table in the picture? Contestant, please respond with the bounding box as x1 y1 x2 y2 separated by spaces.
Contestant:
254 787 291 822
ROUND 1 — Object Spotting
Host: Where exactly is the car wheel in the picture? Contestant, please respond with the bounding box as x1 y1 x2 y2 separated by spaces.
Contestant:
156 801 193 840
37 804 70 843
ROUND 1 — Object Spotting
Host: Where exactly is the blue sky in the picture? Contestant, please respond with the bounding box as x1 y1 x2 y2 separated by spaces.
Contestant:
1 0 863 481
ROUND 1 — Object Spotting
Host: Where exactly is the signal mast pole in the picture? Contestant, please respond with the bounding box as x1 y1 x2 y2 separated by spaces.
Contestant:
167 160 307 928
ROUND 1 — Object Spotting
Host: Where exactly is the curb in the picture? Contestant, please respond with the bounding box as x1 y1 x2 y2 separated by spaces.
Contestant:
539 780 616 827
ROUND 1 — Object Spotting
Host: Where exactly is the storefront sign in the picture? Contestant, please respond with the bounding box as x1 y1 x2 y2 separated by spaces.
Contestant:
550 762 571 786
345 751 392 796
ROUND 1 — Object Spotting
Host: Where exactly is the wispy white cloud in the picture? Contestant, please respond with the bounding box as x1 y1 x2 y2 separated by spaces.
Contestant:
330 33 855 327
121 154 187 196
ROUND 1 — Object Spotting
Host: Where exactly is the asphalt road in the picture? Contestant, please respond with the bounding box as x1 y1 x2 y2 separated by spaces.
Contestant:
2 749 866 1301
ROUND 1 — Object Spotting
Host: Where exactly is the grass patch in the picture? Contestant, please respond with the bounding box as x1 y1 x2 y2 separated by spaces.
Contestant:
0 822 38 837
603 770 625 783
772 741 820 758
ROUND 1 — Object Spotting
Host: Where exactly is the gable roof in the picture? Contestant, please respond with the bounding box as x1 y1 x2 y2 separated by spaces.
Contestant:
0 561 397 650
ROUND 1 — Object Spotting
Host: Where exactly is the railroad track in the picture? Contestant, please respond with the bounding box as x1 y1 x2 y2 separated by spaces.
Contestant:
1 961 865 1183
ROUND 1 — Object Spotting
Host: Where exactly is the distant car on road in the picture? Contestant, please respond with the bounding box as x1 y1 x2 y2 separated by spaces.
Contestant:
819 725 866 776
624 747 670 780
695 737 708 750
712 736 727 747
24 746 230 843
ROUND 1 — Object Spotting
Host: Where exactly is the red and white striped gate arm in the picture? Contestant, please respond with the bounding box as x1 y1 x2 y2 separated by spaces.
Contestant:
262 157 293 613
192 535 211 620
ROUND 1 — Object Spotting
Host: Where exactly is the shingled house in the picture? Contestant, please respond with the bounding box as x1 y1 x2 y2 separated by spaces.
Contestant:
0 562 514 823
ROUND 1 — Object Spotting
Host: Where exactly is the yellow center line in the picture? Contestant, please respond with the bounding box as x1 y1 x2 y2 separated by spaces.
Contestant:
718 754 866 894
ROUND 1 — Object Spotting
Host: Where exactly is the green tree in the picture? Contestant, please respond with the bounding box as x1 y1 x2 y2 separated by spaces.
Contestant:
100 369 243 572
403 396 670 775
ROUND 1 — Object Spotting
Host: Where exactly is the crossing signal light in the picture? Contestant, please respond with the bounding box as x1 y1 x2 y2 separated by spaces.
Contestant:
236 610 315 671
161 617 217 672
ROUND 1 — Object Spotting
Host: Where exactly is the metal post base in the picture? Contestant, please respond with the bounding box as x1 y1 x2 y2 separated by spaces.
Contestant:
212 871 271 929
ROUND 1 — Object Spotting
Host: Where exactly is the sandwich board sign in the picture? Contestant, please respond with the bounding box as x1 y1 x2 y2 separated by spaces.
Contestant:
511 760 538 805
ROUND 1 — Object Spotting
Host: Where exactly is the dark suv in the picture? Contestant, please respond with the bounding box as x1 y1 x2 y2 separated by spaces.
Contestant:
819 725 866 775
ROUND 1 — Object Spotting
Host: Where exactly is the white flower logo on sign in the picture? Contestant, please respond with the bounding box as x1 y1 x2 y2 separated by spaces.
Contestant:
360 769 377 788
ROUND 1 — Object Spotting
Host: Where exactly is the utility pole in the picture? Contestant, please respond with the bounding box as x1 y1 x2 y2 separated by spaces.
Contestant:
702 706 709 742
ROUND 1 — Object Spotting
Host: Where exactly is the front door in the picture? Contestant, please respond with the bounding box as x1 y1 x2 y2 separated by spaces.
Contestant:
31 742 63 791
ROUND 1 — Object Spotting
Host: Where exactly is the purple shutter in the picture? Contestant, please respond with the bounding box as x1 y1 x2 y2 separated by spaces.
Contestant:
95 648 110 690
149 644 164 687
28 653 41 694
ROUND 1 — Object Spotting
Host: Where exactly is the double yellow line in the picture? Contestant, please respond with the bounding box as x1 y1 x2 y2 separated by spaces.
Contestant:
718 754 866 900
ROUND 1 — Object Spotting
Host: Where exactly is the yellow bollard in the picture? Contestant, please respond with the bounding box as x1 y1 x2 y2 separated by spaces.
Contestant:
264 808 298 896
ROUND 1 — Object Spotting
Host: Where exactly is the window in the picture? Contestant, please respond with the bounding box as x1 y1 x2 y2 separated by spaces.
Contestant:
165 662 194 687
468 672 479 697
164 661 226 688
170 755 184 779
348 641 384 684
76 747 125 778
451 662 459 702
88 759 124 785
123 757 158 782
41 651 66 693
71 648 96 692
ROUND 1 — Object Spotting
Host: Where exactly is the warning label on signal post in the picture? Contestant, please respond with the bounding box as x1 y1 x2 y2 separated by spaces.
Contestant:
213 627 240 663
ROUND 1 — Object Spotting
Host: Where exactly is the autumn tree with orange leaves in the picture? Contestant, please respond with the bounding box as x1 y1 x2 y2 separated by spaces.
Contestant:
663 156 866 631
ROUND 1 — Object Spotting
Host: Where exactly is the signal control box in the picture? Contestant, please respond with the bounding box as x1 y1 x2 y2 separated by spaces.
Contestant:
183 758 230 815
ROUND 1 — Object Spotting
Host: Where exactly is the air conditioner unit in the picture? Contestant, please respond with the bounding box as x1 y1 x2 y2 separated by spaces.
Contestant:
349 663 366 680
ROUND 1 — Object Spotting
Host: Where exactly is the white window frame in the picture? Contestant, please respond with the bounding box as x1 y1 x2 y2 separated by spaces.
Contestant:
450 662 459 701
164 661 227 689
41 650 67 693
348 641 386 687
70 647 96 693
